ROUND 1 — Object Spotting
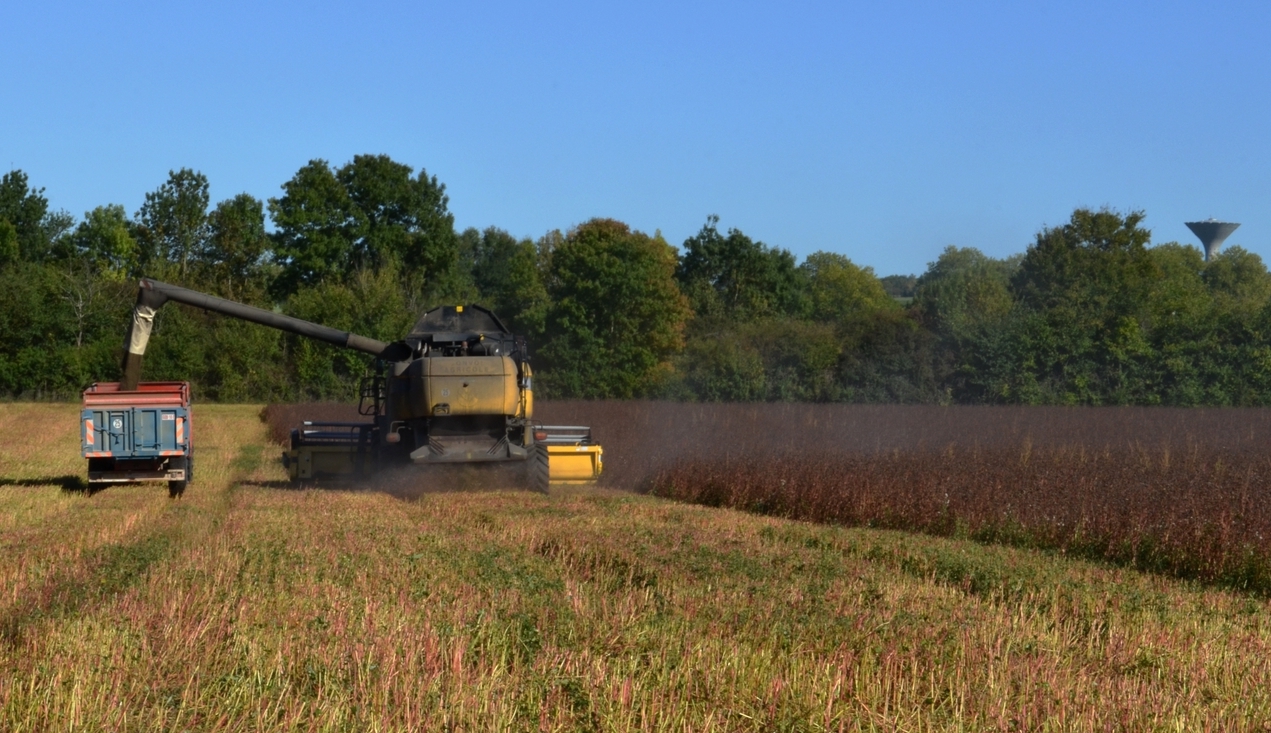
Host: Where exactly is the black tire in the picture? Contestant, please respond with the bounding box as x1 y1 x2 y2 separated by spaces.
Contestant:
530 444 550 494
168 455 188 498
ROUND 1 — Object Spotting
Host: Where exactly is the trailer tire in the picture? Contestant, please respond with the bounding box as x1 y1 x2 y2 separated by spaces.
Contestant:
530 444 550 494
168 455 188 498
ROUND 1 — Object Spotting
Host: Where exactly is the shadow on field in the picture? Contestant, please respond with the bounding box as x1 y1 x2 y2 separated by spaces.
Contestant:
0 475 92 493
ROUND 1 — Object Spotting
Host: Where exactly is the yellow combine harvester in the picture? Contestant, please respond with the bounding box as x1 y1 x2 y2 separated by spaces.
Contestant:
119 279 602 490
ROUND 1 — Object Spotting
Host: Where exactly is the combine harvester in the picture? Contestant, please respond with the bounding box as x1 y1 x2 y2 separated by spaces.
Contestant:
116 279 602 491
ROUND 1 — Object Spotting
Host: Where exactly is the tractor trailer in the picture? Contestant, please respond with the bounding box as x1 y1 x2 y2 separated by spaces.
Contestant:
81 380 193 497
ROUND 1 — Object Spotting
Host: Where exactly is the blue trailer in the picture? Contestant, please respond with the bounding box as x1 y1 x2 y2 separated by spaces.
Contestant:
81 381 193 497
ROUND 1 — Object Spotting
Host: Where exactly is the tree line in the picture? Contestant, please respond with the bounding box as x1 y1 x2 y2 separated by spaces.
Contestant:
2 158 1269 405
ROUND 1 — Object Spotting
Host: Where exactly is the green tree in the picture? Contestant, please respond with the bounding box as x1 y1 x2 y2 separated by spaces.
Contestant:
338 154 456 279
283 265 417 400
0 262 121 397
1141 243 1217 404
458 227 548 336
1007 208 1159 403
879 274 917 300
41 210 75 247
205 193 270 300
135 168 210 280
268 160 356 294
676 216 804 320
915 247 1017 332
677 333 767 401
911 246 1019 400
36 206 137 357
1013 208 1155 312
800 251 893 324
540 219 690 398
269 156 458 298
0 170 53 262
63 205 139 280
1145 243 1208 314
0 220 17 268
741 318 843 401
836 308 942 403
1205 246 1271 317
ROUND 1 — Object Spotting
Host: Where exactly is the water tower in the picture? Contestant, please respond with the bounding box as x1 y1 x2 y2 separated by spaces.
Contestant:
1185 219 1240 261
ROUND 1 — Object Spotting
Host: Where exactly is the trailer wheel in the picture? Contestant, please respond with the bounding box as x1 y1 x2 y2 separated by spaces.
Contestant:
168 455 188 498
529 444 550 494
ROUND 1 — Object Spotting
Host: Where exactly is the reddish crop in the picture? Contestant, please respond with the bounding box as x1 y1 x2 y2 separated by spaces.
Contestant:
651 445 1271 590
263 401 1271 591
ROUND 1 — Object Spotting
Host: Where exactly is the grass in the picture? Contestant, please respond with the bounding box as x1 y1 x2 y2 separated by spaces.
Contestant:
4 403 1271 729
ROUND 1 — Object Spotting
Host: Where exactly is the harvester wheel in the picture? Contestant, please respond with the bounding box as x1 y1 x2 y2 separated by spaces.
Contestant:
168 454 188 498
530 444 550 493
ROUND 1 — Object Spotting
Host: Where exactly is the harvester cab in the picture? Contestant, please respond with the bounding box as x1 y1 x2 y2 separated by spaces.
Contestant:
120 278 602 490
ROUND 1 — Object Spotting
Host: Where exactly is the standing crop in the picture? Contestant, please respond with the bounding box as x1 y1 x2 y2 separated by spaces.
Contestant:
264 401 1271 591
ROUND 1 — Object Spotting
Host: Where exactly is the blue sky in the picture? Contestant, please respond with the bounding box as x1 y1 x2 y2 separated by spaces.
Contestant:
3 0 1268 276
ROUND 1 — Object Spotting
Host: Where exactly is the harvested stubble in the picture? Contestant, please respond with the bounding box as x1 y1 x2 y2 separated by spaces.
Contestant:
264 402 1271 591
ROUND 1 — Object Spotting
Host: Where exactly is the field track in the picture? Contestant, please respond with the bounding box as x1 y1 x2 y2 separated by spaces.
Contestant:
5 403 1271 729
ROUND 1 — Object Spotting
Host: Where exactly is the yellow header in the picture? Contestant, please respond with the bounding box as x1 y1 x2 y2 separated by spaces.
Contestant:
456 305 464 312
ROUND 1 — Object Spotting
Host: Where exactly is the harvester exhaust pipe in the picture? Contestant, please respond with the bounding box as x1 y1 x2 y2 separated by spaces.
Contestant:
120 278 408 390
